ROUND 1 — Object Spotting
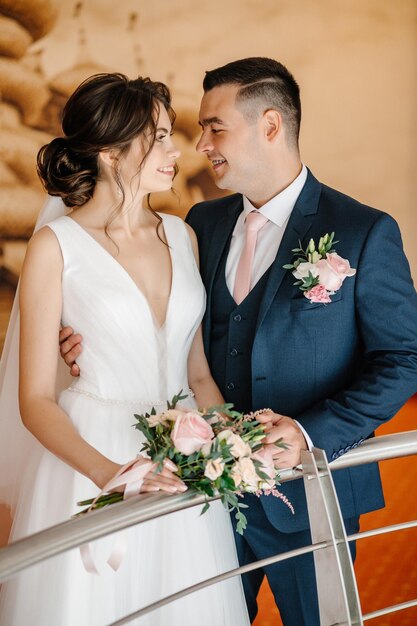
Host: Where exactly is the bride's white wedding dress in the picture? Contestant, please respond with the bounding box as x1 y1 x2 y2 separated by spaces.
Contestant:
0 213 250 626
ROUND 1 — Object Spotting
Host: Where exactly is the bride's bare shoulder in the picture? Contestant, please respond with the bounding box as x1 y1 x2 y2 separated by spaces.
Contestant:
23 224 63 268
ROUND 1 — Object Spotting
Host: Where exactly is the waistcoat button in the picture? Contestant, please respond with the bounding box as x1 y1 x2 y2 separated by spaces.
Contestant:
233 314 242 322
230 348 238 357
226 382 235 390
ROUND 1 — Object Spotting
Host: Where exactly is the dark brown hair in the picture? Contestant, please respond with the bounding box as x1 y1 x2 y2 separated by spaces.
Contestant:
203 57 301 147
37 73 176 211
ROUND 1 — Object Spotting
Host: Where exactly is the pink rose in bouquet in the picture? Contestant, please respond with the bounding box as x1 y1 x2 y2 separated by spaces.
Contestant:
204 459 225 481
217 430 251 458
233 457 260 491
171 411 214 455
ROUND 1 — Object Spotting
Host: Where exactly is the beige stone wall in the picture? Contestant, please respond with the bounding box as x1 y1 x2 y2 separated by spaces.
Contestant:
0 0 416 278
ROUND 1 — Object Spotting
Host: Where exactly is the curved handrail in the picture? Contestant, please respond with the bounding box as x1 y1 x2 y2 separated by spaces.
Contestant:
1 429 417 582
331 429 417 469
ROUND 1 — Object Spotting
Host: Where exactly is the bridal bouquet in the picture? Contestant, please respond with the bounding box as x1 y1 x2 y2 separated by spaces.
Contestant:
77 392 292 534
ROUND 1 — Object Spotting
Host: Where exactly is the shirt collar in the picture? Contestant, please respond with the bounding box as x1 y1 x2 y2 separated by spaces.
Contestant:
242 164 308 227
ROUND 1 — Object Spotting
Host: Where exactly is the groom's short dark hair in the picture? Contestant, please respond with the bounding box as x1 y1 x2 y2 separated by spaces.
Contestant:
203 57 301 147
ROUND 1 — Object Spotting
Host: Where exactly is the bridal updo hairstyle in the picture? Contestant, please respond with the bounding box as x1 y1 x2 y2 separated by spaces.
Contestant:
37 73 176 207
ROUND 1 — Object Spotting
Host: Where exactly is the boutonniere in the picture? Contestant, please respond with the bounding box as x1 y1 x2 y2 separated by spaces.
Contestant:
283 232 356 304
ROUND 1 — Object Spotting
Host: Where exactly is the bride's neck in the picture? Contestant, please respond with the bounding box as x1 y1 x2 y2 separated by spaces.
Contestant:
70 181 153 232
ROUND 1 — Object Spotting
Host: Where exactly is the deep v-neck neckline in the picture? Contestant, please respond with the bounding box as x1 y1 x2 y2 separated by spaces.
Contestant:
63 215 174 330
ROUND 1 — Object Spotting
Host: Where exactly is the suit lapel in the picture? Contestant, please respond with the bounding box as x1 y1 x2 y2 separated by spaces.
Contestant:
203 195 243 351
204 195 242 291
256 171 323 331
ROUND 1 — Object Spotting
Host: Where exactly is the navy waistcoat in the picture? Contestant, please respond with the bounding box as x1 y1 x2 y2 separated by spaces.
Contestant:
209 244 271 414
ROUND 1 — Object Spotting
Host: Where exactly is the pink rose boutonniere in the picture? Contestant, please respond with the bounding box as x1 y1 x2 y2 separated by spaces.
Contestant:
283 232 356 304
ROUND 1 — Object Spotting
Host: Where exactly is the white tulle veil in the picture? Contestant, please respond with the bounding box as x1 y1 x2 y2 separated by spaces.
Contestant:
0 196 71 513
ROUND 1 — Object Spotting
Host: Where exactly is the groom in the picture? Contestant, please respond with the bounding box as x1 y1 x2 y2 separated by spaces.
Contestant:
61 58 417 625
184 57 417 625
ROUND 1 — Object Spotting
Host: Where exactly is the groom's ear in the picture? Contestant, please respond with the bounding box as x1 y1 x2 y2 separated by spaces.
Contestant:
262 109 282 142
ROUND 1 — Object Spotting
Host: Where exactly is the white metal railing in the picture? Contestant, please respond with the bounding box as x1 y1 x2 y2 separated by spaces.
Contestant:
1 430 417 625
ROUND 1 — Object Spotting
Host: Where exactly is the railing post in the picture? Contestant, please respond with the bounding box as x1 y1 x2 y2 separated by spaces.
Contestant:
301 448 363 626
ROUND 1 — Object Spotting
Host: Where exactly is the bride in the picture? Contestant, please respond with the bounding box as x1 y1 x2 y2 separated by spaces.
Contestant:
0 73 250 625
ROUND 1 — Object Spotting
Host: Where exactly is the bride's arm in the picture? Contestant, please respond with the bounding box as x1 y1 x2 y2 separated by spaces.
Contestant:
19 228 184 494
185 223 224 409
187 325 224 409
19 227 120 489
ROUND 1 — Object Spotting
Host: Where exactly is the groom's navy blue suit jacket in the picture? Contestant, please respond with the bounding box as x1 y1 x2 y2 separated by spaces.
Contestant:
187 170 417 533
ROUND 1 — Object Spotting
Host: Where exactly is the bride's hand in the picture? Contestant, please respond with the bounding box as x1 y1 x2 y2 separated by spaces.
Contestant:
141 459 187 494
93 458 187 495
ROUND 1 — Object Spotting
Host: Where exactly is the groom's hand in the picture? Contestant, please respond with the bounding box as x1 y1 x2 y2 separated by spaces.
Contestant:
59 326 82 377
259 413 307 469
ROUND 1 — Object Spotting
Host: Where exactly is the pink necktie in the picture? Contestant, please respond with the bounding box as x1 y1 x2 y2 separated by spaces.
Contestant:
233 211 268 305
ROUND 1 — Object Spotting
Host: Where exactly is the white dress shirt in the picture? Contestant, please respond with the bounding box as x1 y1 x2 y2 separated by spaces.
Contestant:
225 164 308 294
225 164 313 453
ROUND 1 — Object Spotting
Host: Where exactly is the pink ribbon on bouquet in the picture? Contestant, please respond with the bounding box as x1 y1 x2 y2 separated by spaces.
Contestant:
80 455 155 574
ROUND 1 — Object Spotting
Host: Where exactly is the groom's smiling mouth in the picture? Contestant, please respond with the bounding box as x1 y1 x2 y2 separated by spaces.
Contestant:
211 158 227 172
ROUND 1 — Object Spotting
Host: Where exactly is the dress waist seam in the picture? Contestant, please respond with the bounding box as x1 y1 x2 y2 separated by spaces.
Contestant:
65 386 194 407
